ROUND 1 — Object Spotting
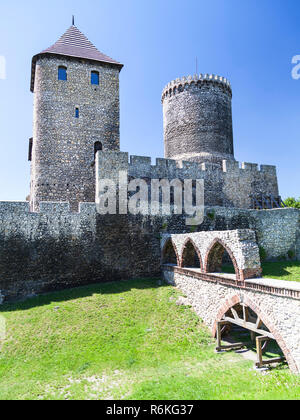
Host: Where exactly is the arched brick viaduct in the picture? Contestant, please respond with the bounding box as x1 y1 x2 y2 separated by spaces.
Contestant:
161 230 300 374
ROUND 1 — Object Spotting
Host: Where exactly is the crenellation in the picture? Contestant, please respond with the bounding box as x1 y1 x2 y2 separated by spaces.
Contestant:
162 73 232 101
130 155 152 167
241 162 259 171
222 160 240 172
0 201 30 214
95 151 280 209
260 164 277 175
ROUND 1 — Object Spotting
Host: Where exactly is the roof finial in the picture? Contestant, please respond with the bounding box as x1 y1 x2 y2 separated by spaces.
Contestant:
72 15 75 26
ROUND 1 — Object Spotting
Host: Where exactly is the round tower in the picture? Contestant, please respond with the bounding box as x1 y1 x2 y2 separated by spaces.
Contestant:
29 24 123 212
162 74 235 166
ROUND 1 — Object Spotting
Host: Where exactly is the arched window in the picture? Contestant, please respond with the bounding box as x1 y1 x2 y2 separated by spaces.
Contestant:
162 239 178 265
58 66 67 81
181 240 201 269
205 240 238 278
91 71 99 85
94 141 103 158
75 108 79 118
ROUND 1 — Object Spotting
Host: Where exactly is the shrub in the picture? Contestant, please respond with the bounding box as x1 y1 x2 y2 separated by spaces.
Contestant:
207 210 215 221
259 246 267 262
283 197 300 209
288 250 295 260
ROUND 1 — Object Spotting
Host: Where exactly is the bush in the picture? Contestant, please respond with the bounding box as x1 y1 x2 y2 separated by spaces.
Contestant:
259 246 267 262
283 197 300 209
288 250 295 260
207 210 215 221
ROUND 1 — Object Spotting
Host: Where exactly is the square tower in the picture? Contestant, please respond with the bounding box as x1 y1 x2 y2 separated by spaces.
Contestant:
29 24 123 211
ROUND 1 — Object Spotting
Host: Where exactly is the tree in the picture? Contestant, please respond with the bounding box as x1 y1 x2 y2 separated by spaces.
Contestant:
283 197 300 209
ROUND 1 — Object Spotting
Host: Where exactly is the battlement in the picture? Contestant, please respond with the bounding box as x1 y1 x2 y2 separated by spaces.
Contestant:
97 151 277 179
223 160 277 176
95 151 279 209
162 74 232 102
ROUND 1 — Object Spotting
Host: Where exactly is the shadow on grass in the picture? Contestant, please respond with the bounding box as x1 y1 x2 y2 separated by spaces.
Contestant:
222 261 300 281
0 277 166 313
261 261 300 279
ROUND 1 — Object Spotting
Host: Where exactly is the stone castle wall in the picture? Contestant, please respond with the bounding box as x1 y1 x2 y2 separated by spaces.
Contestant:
96 151 279 209
162 74 234 165
0 201 298 303
30 55 121 212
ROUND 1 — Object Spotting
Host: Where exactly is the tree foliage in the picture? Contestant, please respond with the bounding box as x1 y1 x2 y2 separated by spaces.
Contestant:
283 197 300 209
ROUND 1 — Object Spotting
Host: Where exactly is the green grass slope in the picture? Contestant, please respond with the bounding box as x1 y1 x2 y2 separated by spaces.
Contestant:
261 261 300 282
0 279 298 400
223 262 300 282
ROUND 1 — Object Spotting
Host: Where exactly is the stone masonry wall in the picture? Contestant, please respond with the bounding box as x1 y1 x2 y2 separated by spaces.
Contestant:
162 75 234 165
0 201 298 303
201 207 300 261
162 268 300 373
0 201 188 302
96 151 279 210
30 55 121 212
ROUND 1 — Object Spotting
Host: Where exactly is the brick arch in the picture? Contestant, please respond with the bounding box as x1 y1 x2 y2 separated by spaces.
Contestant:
180 238 203 271
204 238 241 281
212 294 298 374
161 238 180 266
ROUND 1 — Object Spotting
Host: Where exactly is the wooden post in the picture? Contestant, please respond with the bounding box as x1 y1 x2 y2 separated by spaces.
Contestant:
216 321 244 352
216 321 222 350
256 336 286 368
256 336 263 367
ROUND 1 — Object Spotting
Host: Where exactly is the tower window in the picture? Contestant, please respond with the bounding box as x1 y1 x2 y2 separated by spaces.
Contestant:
94 141 102 158
91 71 99 85
75 108 79 118
28 138 33 161
58 66 67 81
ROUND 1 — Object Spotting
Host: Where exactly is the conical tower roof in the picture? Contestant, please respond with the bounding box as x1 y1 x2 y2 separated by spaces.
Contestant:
31 24 123 91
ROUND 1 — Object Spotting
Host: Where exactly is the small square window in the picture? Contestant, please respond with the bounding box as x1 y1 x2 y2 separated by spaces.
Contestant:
91 71 99 85
58 66 67 81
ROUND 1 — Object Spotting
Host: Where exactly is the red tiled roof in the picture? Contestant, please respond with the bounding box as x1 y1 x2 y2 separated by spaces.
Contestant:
31 25 123 92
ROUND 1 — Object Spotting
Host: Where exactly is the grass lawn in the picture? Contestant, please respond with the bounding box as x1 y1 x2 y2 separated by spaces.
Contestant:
0 278 299 400
223 261 300 282
261 261 300 282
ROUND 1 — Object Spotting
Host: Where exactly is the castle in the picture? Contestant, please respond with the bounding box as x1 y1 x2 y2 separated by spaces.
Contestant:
29 23 280 212
0 23 298 303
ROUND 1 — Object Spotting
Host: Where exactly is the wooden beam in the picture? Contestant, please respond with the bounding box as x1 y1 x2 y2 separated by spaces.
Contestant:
243 305 249 323
255 357 286 368
224 317 274 339
256 317 263 329
216 343 245 352
231 308 239 320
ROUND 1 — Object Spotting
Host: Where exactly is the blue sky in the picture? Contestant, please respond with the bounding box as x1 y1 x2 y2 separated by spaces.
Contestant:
0 0 299 201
